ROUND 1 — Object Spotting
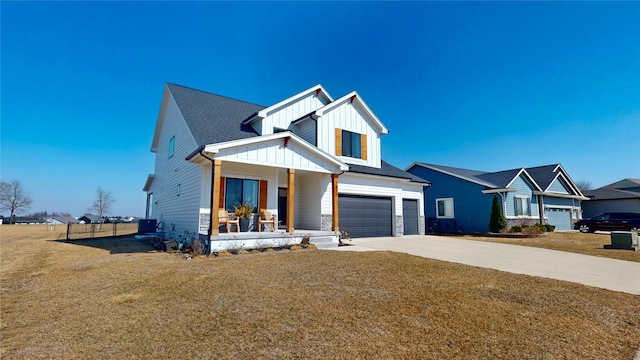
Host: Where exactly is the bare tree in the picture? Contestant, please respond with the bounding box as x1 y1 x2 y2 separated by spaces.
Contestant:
575 179 592 192
89 187 115 220
0 180 33 224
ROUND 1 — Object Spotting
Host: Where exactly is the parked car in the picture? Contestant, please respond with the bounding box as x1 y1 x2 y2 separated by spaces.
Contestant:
574 212 640 233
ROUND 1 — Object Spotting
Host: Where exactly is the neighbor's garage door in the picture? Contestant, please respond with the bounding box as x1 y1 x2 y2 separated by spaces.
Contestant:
546 208 572 230
339 194 392 238
402 199 419 235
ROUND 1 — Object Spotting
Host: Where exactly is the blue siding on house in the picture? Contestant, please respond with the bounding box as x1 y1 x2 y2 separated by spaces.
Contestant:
547 178 570 194
543 196 573 207
504 175 535 217
407 166 494 233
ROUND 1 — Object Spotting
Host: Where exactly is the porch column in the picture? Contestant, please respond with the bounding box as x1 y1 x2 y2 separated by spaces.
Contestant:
287 168 295 233
211 159 222 236
331 173 339 231
145 193 151 219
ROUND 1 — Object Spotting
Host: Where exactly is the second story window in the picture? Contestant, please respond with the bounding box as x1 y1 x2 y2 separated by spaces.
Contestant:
341 130 362 159
168 136 175 158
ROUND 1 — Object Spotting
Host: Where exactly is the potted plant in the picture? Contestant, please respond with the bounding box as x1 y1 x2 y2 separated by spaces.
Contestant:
234 203 254 232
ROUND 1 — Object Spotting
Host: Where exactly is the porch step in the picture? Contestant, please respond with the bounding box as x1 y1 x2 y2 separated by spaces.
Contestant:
311 236 340 249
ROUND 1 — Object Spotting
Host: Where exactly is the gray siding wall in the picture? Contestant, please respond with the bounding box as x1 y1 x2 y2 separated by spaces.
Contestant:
582 199 640 218
407 166 493 233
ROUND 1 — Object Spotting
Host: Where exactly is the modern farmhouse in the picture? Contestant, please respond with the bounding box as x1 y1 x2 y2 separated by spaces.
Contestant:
143 83 427 250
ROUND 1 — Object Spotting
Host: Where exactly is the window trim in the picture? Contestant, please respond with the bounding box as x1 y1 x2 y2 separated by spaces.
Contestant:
435 198 454 219
224 178 260 213
514 195 530 217
341 130 362 159
168 136 175 158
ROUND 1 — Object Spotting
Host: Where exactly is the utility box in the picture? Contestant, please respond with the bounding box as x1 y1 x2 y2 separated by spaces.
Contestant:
138 219 157 233
606 231 639 251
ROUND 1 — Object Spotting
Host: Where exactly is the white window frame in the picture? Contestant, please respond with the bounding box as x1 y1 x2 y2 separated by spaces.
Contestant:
168 136 175 158
435 198 454 219
514 195 530 217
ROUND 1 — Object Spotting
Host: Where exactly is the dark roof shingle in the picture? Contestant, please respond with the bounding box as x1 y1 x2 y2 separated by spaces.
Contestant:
167 83 266 146
349 161 430 183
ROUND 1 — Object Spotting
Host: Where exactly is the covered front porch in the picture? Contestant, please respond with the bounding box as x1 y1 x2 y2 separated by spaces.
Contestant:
188 132 349 253
208 229 341 252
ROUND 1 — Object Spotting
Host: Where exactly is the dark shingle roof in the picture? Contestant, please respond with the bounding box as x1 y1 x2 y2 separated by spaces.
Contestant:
413 162 575 191
167 83 266 146
524 164 559 190
476 169 522 188
584 188 640 200
584 179 640 200
349 160 430 183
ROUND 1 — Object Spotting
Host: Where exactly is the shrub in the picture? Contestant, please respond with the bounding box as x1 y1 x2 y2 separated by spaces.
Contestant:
510 225 522 233
545 224 555 232
533 223 547 233
521 226 544 235
488 194 507 233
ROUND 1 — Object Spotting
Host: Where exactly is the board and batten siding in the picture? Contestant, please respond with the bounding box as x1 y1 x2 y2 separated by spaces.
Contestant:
407 165 493 233
316 101 381 168
261 92 328 135
149 94 202 236
213 138 336 174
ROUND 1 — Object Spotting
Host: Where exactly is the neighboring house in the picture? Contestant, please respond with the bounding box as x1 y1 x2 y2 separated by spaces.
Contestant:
582 179 640 218
78 214 103 224
406 163 587 233
48 216 80 224
12 217 46 225
144 83 427 242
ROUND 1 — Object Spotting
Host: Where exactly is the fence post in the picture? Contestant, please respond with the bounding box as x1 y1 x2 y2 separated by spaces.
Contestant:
113 222 117 237
67 223 71 240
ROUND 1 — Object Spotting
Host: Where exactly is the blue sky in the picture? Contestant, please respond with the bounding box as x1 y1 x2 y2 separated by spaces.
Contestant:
2 1 639 217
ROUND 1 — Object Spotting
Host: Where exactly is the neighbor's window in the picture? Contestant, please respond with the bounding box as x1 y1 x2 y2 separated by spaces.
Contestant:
177 184 180 196
341 130 362 159
225 178 259 212
436 198 454 218
168 136 175 158
514 196 530 216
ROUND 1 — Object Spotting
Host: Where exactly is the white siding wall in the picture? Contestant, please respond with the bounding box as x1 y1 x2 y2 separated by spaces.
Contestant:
214 138 336 173
296 173 322 230
294 119 317 146
261 92 328 135
149 95 202 236
316 101 381 168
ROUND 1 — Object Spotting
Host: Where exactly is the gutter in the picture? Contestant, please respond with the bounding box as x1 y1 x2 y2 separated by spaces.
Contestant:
197 147 216 238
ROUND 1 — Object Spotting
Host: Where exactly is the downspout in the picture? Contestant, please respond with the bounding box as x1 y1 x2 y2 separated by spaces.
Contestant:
199 147 215 238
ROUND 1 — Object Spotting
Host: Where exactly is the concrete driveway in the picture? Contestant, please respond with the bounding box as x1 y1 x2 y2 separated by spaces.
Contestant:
332 235 640 295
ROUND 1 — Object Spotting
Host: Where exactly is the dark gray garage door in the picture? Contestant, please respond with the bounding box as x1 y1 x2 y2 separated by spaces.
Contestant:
339 194 392 238
402 199 419 235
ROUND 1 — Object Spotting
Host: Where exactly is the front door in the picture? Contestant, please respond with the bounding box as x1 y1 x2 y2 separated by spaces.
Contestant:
278 187 287 227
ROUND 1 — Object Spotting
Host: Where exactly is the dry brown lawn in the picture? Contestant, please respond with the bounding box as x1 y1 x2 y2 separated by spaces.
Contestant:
2 225 639 359
452 231 640 263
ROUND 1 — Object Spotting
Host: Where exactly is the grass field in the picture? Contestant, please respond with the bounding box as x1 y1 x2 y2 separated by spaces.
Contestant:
2 225 639 359
453 231 640 263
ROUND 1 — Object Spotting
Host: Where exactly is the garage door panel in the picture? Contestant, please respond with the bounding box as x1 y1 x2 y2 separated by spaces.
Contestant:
546 208 571 230
403 199 419 235
339 195 392 238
